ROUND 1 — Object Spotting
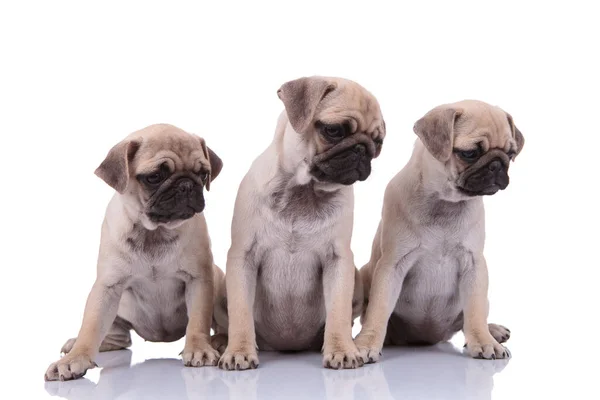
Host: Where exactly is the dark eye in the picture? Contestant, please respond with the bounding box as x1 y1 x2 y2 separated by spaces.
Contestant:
145 172 164 185
321 124 345 141
456 149 481 162
142 163 170 185
199 170 209 184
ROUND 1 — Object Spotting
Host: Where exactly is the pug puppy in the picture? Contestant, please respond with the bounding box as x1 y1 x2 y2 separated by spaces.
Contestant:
356 100 524 362
214 76 385 370
45 124 224 381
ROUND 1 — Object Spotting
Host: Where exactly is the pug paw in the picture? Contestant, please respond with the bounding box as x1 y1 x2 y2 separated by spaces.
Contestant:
218 346 259 371
45 353 97 381
465 334 509 360
181 342 220 367
211 333 228 355
488 323 511 344
60 338 77 354
323 341 364 369
353 332 382 364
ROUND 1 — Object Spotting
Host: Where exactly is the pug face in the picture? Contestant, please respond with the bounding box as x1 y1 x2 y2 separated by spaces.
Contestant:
414 100 525 197
134 149 209 225
277 76 385 186
95 124 223 229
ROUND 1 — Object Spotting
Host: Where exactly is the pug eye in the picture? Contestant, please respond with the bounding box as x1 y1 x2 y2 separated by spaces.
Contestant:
141 163 170 186
145 172 164 185
199 170 209 184
456 149 481 162
320 124 345 141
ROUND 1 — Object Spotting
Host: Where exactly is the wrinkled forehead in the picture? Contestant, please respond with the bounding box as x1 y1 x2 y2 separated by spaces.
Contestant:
315 81 384 136
133 134 208 174
453 105 515 152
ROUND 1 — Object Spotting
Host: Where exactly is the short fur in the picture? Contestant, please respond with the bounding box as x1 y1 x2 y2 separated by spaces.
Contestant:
45 124 224 381
214 76 385 370
355 100 523 362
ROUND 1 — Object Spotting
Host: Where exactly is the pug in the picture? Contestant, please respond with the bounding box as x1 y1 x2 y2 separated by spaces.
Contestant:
214 76 385 370
355 100 524 362
45 124 224 381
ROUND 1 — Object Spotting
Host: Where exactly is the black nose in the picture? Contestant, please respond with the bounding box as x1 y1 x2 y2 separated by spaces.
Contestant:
354 144 366 155
177 179 194 194
488 160 502 172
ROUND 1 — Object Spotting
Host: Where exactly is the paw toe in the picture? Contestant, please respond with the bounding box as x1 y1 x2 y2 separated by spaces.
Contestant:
218 349 258 371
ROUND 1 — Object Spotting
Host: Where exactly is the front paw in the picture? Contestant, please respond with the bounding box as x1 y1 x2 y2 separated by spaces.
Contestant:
181 343 220 367
218 345 259 371
353 333 382 364
465 335 509 360
45 353 97 381
323 341 364 370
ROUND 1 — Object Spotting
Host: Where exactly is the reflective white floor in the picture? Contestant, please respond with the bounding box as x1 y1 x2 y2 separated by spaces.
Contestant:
23 328 596 400
42 343 509 400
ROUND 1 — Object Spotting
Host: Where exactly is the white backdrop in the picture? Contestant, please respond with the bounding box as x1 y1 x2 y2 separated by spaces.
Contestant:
1 1 598 399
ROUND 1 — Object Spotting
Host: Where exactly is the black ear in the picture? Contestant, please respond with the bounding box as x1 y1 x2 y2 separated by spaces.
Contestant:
277 76 337 133
413 105 462 162
506 112 525 157
94 139 141 193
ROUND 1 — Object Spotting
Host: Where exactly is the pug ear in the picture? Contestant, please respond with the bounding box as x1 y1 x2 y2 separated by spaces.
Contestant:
373 119 386 158
413 105 462 162
198 138 223 191
95 138 142 193
506 112 525 157
277 77 337 133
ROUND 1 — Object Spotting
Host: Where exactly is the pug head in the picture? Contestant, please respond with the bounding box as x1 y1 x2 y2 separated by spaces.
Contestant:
277 76 385 186
95 124 223 229
414 100 524 197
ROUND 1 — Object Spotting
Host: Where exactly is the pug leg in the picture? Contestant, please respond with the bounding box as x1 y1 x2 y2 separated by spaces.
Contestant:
462 256 508 359
61 316 132 354
45 279 126 381
211 332 228 355
354 245 419 363
98 317 133 351
351 267 364 321
181 263 220 367
322 252 364 369
211 267 229 355
211 307 229 355
219 252 259 371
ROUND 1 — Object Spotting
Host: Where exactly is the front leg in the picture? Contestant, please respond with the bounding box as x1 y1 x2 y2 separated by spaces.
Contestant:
181 263 220 367
219 251 259 371
322 250 364 369
461 256 508 359
354 245 418 364
45 279 125 381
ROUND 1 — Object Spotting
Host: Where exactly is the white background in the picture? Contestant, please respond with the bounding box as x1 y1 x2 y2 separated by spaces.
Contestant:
1 1 599 399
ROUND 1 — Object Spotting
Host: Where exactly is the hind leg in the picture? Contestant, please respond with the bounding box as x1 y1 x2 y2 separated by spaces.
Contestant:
211 275 229 356
211 331 228 355
61 316 132 354
488 323 510 344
